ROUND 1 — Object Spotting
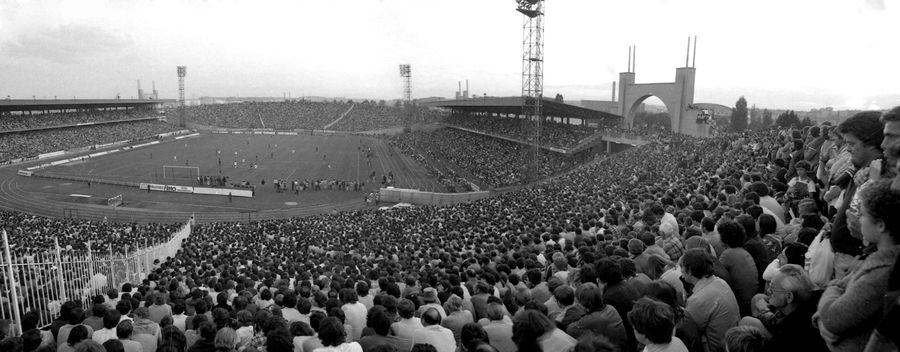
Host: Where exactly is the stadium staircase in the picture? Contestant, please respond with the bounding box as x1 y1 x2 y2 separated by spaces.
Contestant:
323 103 356 130
567 132 607 154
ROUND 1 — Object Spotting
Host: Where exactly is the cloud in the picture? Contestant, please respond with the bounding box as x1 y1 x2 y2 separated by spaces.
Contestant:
2 24 132 64
864 0 886 11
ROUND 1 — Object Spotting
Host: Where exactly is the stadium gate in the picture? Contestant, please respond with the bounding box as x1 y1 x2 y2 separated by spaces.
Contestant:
0 216 193 335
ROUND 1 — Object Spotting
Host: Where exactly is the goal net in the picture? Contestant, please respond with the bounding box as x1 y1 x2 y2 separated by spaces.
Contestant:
107 194 123 207
163 165 200 179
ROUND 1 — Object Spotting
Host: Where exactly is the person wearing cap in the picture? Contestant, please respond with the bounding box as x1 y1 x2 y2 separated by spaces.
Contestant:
628 239 650 274
417 288 447 320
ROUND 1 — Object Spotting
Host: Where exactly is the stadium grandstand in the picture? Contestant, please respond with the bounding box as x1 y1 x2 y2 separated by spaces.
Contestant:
0 96 897 352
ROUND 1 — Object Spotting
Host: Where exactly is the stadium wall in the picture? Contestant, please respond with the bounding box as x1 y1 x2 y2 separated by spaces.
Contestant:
378 187 490 206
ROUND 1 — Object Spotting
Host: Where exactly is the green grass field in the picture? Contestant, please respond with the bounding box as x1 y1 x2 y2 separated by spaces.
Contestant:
20 133 444 215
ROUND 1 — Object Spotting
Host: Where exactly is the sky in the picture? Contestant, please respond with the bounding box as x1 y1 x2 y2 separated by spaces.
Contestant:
0 0 897 111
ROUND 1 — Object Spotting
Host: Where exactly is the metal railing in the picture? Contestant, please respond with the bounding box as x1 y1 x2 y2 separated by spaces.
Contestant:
0 216 192 335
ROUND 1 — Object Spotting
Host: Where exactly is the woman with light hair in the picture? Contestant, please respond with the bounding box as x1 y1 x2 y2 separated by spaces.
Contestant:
442 295 475 345
215 327 240 352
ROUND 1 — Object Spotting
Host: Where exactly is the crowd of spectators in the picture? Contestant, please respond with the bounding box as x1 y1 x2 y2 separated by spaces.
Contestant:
3 107 900 352
0 120 179 162
391 128 591 187
181 101 444 132
2 210 182 255
387 136 475 193
443 115 599 149
330 102 444 132
181 101 347 130
600 126 679 141
0 109 159 132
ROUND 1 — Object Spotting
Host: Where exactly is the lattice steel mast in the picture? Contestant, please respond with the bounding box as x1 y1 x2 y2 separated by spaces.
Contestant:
177 66 187 127
516 0 544 182
399 64 412 129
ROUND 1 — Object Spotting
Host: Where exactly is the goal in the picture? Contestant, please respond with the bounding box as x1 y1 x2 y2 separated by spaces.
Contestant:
162 165 200 179
107 194 123 207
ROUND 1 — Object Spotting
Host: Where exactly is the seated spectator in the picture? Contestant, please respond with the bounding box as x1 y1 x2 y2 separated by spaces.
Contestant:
627 297 687 352
723 326 767 352
315 317 362 352
411 309 456 352
681 249 740 352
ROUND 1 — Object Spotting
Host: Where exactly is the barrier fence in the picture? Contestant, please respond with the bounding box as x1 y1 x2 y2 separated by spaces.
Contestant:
0 216 192 335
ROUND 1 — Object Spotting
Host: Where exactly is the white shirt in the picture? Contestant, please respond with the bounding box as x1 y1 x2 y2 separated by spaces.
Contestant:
391 318 423 342
341 302 368 341
283 308 303 323
411 325 457 352
313 342 363 352
92 328 117 345
173 313 187 332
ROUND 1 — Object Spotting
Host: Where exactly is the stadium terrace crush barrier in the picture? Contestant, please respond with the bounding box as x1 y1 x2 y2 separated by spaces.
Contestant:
0 217 193 334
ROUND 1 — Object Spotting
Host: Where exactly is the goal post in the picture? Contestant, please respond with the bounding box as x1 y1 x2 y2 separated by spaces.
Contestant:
107 194 123 207
162 165 200 179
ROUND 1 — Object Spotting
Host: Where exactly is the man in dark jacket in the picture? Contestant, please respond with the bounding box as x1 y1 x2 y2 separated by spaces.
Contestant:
743 264 828 352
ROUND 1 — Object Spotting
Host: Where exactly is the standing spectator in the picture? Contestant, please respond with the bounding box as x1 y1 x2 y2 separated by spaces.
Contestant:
815 180 900 352
831 112 884 279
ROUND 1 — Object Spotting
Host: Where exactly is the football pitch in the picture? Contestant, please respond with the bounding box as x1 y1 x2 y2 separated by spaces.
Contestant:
4 133 445 221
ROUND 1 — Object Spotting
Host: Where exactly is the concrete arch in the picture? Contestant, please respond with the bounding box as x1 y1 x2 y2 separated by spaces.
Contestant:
617 67 708 136
627 94 677 131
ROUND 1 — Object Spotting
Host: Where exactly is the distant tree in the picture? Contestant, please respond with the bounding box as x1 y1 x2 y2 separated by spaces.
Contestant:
378 100 386 106
799 116 814 128
393 100 401 108
554 94 564 102
762 109 773 128
730 96 748 131
775 110 801 128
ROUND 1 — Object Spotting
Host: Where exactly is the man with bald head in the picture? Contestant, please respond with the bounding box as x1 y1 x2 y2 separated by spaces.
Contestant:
411 308 456 352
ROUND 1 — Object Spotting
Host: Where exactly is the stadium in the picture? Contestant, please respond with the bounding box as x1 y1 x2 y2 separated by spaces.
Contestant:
1 1 900 352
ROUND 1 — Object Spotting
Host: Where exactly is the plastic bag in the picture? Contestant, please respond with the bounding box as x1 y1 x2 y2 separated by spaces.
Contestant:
805 231 835 288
